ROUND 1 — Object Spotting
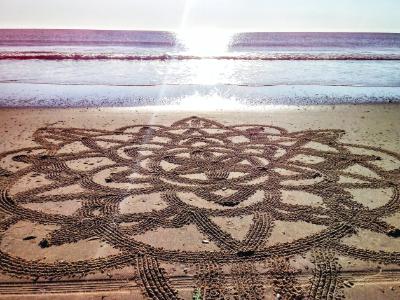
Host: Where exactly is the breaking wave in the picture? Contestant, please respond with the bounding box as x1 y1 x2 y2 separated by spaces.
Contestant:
1 51 400 61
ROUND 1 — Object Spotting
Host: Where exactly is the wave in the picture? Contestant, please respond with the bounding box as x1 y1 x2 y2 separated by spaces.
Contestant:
0 40 176 47
1 51 400 61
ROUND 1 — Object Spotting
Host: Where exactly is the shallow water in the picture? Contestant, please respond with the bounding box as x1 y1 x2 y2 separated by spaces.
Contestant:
1 59 400 87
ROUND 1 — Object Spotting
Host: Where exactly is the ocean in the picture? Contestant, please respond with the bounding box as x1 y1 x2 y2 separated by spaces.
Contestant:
0 29 399 107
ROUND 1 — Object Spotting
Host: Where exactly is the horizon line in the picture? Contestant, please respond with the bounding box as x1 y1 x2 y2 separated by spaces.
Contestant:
0 28 399 34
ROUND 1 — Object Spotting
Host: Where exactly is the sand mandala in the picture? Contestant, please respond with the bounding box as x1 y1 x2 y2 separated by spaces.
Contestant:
0 116 400 299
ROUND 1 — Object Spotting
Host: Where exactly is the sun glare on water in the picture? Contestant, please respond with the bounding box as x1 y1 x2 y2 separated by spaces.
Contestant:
172 29 236 85
177 29 233 56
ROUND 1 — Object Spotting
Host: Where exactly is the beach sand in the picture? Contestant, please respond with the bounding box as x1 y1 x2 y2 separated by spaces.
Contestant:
0 104 400 299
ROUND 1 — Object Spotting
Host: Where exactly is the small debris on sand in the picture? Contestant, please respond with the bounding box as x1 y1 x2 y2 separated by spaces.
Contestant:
38 239 50 248
387 228 400 238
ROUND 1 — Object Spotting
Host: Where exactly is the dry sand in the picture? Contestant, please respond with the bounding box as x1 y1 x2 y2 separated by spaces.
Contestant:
0 104 399 299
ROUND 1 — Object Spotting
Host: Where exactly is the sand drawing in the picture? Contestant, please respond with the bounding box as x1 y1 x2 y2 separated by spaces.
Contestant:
0 116 399 299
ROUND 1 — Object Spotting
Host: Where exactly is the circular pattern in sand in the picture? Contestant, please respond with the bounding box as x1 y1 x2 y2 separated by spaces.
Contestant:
0 116 399 282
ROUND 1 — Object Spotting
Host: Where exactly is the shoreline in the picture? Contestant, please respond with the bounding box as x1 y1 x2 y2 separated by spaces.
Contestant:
0 101 400 109
0 83 399 108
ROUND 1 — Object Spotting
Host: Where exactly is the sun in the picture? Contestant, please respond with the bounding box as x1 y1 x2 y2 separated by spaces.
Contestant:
176 28 233 56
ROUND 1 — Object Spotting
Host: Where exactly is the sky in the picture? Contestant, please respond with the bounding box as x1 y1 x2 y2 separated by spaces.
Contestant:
0 0 399 32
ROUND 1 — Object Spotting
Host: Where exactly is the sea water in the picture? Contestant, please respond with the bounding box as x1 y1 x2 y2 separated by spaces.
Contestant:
0 29 399 107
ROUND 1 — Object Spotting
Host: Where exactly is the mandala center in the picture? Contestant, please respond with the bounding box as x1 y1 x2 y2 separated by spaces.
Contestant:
155 145 271 186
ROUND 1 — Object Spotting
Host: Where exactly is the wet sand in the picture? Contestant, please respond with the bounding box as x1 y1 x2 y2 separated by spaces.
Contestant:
0 104 400 299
